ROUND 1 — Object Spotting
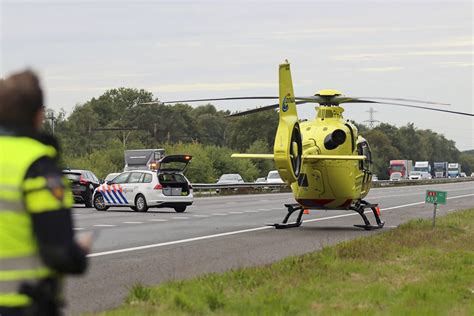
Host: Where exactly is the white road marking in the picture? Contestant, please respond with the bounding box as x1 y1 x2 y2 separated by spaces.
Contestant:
123 222 143 224
244 210 258 213
172 217 189 220
93 224 116 227
148 219 168 222
88 193 474 258
229 211 244 214
212 213 228 216
303 193 474 224
192 214 210 218
370 187 473 199
89 226 273 257
73 228 84 230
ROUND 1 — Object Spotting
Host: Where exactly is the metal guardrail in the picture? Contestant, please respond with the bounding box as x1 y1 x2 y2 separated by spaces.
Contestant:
191 177 474 196
372 177 474 188
192 182 287 190
191 182 290 196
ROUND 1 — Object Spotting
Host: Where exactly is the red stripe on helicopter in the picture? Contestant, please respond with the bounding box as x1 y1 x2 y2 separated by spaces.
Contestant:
297 199 335 207
339 199 353 208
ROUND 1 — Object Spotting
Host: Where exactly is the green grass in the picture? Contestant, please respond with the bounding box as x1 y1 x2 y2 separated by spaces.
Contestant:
95 209 474 316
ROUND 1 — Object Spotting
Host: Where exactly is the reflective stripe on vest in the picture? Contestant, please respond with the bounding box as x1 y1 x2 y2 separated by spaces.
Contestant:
0 200 24 212
0 254 44 271
0 136 57 307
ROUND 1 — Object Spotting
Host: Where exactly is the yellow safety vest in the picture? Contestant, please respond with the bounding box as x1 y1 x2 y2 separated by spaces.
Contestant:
0 136 70 307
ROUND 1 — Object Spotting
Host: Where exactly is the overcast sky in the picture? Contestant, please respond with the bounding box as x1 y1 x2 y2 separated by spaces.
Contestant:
1 0 472 150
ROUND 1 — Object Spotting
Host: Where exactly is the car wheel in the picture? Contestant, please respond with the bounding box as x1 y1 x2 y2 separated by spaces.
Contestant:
93 194 109 211
135 194 148 212
85 186 94 208
174 206 186 213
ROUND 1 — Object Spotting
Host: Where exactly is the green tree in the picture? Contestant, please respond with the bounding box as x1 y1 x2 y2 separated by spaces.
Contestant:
227 110 278 151
364 130 400 179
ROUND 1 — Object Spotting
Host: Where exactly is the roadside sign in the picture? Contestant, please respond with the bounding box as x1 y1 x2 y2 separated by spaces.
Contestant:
425 190 447 205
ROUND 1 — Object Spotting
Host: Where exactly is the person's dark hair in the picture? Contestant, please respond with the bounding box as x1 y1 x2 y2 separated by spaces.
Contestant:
0 69 44 126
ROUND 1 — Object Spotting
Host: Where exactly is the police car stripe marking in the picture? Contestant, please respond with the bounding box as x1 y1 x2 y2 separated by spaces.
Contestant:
117 190 128 204
102 192 111 204
102 189 113 204
99 187 111 204
111 185 125 204
107 188 117 204
111 189 122 204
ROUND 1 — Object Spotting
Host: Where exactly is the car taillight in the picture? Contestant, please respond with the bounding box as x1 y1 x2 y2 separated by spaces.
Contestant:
79 175 88 185
153 184 163 190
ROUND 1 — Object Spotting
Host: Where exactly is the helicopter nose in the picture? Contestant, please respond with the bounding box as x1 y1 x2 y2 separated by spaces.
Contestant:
324 129 347 150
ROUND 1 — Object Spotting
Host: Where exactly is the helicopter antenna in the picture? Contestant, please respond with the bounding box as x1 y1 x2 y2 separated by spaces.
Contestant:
363 107 380 128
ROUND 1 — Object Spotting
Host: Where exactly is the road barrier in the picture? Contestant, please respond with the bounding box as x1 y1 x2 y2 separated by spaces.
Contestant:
192 177 474 196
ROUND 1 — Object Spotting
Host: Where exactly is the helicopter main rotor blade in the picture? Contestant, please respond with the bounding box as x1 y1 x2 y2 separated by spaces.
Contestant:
352 97 450 106
293 96 450 106
226 101 309 117
348 99 474 117
162 96 279 104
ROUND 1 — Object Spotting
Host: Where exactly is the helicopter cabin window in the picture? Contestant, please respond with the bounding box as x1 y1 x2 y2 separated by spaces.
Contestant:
357 141 371 171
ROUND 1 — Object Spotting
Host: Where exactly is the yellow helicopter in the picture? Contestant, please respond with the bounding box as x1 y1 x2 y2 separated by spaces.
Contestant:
160 60 473 230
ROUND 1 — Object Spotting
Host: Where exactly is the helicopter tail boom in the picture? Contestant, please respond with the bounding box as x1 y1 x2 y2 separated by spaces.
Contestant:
231 154 274 159
273 61 302 184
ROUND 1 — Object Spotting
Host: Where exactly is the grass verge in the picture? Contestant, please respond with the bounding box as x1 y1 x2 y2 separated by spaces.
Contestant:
95 209 474 315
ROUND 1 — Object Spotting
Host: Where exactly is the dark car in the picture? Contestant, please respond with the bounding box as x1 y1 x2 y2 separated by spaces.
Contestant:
63 169 101 207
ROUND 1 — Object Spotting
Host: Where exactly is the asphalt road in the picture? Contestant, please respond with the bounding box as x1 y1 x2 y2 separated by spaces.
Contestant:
65 181 474 315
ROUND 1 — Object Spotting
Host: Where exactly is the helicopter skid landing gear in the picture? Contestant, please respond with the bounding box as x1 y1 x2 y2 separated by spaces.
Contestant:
271 203 304 229
351 200 385 230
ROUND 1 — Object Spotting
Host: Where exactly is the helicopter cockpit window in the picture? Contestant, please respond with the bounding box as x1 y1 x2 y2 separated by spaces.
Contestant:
357 141 371 171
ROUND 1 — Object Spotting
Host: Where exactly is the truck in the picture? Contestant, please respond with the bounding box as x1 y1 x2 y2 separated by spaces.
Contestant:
433 162 449 178
447 163 461 178
124 149 166 171
389 160 413 180
409 161 432 180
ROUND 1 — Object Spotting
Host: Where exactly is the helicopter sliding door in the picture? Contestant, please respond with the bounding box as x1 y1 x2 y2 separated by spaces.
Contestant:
357 140 372 196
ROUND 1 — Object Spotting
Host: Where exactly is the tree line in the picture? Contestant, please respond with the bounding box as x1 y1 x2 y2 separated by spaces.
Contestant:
43 87 473 182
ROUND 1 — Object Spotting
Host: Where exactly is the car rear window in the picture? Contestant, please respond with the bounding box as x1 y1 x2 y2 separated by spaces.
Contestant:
159 173 186 183
268 172 281 179
129 172 143 183
142 174 152 183
64 173 81 181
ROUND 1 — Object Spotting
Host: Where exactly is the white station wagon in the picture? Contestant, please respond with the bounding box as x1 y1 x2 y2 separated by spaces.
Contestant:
93 155 193 213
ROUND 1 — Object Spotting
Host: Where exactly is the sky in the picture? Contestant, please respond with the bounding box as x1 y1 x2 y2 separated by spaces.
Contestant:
1 0 473 150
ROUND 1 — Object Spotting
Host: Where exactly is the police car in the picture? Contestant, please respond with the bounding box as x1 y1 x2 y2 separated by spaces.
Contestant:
93 155 193 213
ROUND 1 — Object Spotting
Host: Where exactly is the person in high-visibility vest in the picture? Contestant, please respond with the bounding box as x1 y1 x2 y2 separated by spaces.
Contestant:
0 70 91 316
